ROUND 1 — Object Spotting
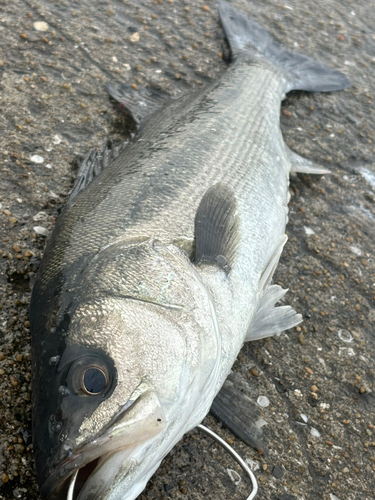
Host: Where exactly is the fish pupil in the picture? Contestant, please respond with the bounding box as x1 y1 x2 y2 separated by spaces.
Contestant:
83 368 107 394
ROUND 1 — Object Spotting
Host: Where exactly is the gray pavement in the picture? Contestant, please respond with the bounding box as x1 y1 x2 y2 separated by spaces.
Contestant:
0 1 374 499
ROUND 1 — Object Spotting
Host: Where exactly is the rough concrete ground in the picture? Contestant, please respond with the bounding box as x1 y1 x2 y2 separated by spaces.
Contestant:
0 0 374 499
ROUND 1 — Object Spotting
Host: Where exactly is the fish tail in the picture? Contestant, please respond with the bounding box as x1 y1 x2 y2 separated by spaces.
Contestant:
218 0 351 93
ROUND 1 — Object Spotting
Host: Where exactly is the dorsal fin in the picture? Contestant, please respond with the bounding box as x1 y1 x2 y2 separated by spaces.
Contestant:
67 140 127 204
193 183 239 272
106 83 171 127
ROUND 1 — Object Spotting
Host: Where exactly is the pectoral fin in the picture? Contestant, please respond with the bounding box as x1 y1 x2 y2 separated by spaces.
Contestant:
193 183 240 272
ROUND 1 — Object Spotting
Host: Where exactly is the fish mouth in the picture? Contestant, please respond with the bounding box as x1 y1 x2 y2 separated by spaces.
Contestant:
40 390 166 500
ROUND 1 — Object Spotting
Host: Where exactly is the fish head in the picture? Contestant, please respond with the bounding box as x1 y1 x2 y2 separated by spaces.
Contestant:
32 238 220 500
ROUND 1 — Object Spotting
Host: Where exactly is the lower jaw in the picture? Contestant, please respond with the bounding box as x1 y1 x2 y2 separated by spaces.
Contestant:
70 458 100 499
66 445 138 500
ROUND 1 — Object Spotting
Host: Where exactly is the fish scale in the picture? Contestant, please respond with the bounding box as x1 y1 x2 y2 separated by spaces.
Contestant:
40 63 285 294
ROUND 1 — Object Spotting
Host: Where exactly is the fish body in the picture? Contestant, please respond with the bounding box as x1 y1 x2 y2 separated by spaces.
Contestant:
30 2 350 499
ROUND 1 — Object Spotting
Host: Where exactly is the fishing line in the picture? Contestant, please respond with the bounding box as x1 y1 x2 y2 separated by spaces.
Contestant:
197 424 258 500
65 426 258 500
67 469 78 500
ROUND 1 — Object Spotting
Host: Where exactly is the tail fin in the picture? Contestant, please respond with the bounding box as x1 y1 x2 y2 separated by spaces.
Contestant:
218 0 351 93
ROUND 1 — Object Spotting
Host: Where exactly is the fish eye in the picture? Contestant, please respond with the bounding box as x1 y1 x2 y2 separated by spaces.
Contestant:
68 356 110 396
81 367 108 395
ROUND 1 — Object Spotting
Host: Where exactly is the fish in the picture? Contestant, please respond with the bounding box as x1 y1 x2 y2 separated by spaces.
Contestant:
29 1 350 499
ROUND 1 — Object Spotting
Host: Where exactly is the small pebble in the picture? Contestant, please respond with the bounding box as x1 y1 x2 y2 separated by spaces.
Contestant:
33 21 49 32
130 32 140 43
338 329 353 342
33 226 49 236
310 427 321 437
298 333 306 345
350 246 362 256
227 469 241 485
271 464 283 478
30 155 44 163
257 395 270 407
311 385 318 393
33 211 48 221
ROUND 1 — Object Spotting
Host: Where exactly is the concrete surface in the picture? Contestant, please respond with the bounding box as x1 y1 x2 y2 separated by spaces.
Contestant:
0 0 374 499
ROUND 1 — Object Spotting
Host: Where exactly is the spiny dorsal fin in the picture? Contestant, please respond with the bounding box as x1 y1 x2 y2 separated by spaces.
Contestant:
68 140 127 204
106 83 171 127
193 183 239 272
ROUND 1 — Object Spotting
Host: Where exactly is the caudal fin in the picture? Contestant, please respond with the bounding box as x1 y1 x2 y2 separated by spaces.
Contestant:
218 0 351 93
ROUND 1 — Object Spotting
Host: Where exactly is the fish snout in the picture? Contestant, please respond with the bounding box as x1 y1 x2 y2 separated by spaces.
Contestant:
39 389 166 500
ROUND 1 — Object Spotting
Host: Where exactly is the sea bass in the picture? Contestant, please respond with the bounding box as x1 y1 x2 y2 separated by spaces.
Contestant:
30 1 350 499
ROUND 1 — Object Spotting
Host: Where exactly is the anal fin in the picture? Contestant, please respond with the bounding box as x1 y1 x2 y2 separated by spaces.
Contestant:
193 183 239 272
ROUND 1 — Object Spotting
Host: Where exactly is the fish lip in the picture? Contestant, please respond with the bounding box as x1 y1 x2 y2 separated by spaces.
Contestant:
39 397 140 500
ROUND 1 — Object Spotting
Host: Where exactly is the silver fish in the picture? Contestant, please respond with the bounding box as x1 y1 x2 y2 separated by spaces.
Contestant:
30 1 350 499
